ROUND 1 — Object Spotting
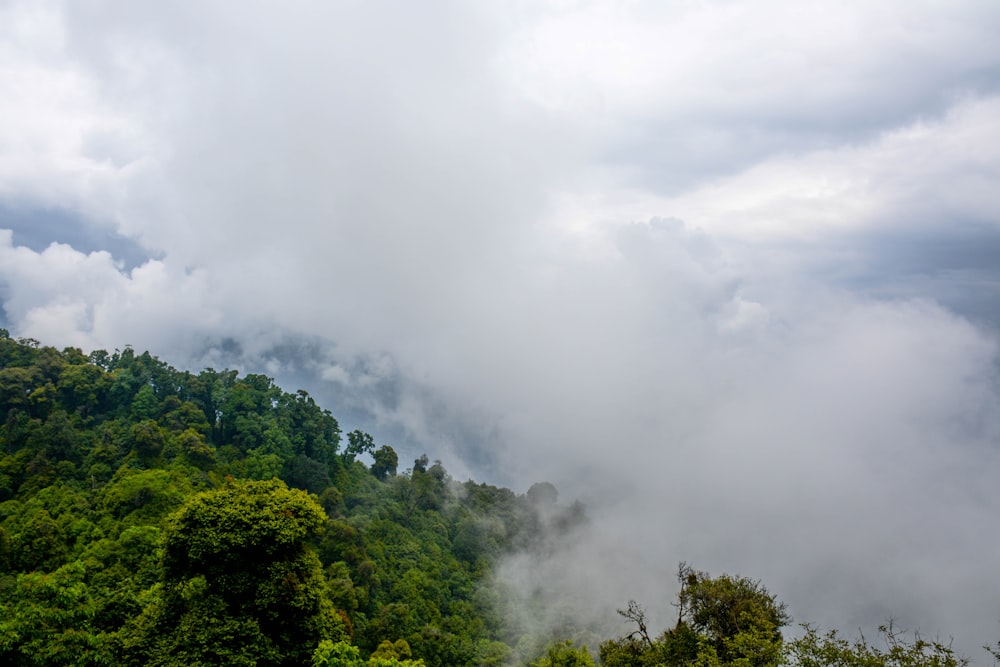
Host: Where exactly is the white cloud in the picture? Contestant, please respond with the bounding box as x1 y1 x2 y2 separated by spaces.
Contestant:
499 1 1000 180
542 93 1000 254
0 0 163 234
0 230 222 358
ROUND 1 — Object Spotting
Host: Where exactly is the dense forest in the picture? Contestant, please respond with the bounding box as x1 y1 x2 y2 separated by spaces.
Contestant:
0 332 991 666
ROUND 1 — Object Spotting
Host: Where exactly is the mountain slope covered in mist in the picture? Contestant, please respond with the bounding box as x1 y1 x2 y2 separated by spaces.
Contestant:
0 333 593 665
0 332 994 667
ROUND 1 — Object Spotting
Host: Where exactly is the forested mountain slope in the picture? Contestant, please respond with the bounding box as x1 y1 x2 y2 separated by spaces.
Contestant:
0 332 989 667
0 332 585 666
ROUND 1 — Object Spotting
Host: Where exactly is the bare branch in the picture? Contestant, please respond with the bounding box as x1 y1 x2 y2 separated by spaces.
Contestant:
617 600 654 649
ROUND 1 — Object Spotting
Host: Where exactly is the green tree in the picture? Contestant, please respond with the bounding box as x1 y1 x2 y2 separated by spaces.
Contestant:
55 361 107 418
531 640 596 667
677 563 788 666
286 454 332 493
601 565 789 667
789 623 968 667
312 639 427 667
130 385 159 421
345 430 375 463
371 445 398 481
313 640 365 667
121 479 346 666
99 468 191 524
526 481 559 507
0 560 111 666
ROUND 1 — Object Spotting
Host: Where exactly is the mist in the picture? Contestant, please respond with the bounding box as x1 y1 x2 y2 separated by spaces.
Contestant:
2 0 1000 659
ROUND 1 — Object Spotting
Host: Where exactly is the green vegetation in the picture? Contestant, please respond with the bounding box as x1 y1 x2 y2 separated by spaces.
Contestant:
599 565 788 667
596 565 969 667
0 332 579 665
120 479 345 665
0 331 991 665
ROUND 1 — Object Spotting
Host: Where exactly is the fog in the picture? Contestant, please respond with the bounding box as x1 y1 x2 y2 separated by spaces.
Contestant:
2 0 1000 658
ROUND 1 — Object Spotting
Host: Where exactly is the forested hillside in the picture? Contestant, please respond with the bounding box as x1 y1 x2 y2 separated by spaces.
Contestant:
0 332 990 666
0 332 590 665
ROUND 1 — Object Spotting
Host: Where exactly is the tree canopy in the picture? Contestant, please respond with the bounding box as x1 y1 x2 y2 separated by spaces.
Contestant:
0 334 576 665
120 479 344 666
599 565 788 667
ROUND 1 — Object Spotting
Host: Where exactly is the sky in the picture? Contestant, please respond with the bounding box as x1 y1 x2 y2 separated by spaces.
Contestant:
2 0 1000 657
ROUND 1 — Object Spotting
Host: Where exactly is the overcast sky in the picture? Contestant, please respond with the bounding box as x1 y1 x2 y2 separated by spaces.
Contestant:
3 0 1000 657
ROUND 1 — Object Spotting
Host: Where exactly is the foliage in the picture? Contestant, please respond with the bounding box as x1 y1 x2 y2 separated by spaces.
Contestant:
677 563 789 666
789 623 968 667
600 564 789 667
314 639 366 667
371 445 398 481
313 639 427 666
0 335 569 666
530 640 596 667
120 479 344 666
0 560 113 665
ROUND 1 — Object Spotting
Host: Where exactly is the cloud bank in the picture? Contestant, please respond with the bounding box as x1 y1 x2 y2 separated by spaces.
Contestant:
2 0 1000 657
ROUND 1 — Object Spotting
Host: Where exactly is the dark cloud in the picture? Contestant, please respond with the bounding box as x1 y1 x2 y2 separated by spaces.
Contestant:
0 203 155 270
825 223 1000 328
